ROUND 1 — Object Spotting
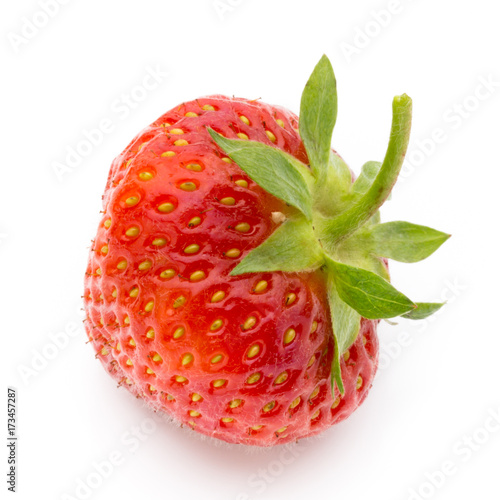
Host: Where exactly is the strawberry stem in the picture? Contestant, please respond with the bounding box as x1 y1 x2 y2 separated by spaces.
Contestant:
322 94 412 244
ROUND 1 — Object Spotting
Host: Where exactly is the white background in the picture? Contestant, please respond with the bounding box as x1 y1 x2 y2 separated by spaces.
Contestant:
2 1 499 499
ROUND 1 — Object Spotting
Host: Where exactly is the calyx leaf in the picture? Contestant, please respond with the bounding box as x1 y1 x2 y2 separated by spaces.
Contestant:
299 54 337 180
361 221 451 263
402 302 445 320
208 128 314 220
230 216 324 275
327 258 416 319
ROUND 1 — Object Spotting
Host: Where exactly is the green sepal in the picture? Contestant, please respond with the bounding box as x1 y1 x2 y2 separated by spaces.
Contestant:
358 221 451 263
327 274 361 395
351 161 382 197
230 216 324 275
327 258 416 319
299 55 337 180
402 302 445 320
207 128 314 220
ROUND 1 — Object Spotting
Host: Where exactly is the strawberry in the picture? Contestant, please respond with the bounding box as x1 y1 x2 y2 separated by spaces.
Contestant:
84 55 449 446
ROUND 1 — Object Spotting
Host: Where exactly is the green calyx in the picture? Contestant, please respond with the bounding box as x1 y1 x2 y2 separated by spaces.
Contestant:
208 55 450 396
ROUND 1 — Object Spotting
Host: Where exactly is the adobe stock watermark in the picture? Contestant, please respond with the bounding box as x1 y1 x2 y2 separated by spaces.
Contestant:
60 416 159 500
51 64 169 183
340 0 417 64
234 441 308 500
375 277 466 378
16 305 85 385
400 74 499 182
213 0 245 21
7 0 73 54
407 404 500 500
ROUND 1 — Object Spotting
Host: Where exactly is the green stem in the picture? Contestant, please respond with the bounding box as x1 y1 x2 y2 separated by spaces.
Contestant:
320 94 412 245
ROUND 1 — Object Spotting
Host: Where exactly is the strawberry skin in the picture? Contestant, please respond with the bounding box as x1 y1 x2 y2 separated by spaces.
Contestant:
84 96 379 446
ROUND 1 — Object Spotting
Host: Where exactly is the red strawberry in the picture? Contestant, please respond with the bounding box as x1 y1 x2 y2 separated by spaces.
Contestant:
84 56 448 446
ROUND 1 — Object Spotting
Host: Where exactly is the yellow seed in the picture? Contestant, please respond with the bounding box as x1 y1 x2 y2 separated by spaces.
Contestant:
185 111 198 117
182 353 193 365
235 222 250 233
276 119 285 128
239 115 250 125
123 316 130 325
188 216 201 227
253 280 268 293
104 219 111 228
191 393 202 402
139 171 154 181
229 399 242 408
331 397 341 409
144 301 154 312
290 397 301 409
125 226 140 238
125 378 132 385
146 328 155 339
129 338 136 347
210 319 223 331
116 342 121 352
285 293 296 305
179 182 197 191
100 347 109 356
101 245 108 255
276 426 287 434
307 355 316 368
246 344 260 359
149 385 156 393
99 316 104 325
266 130 277 142
202 104 215 111
343 351 350 362
161 151 176 157
284 328 296 345
246 372 261 384
225 248 240 258
175 376 187 383
125 196 139 206
311 410 320 420
235 179 248 188
152 237 167 247
362 335 367 346
263 401 275 413
242 316 257 330
186 163 202 172
311 321 318 333
158 202 175 213
169 128 184 135
274 372 288 385
250 425 263 431
211 291 226 303
190 270 206 282
221 157 232 163
210 354 223 364
166 394 175 401
173 296 186 308
152 353 162 363
112 288 117 298
310 386 320 400
123 159 132 168
189 410 200 417
126 358 133 366
138 260 152 271
173 327 185 339
117 260 127 270
146 367 154 375
356 375 363 390
220 197 236 206
174 139 189 146
221 417 233 423
237 133 249 140
212 379 226 388
95 268 102 276
184 244 200 254
160 269 175 279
